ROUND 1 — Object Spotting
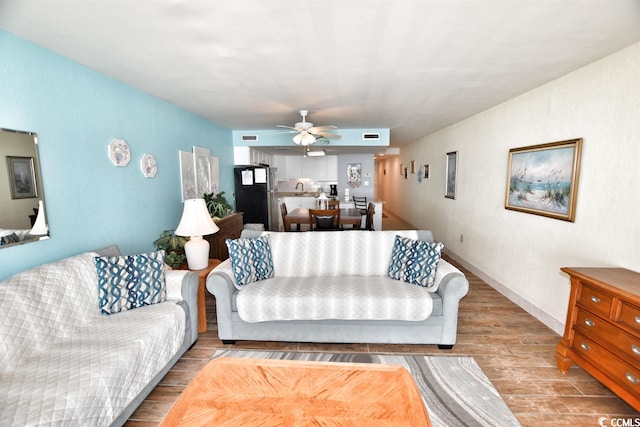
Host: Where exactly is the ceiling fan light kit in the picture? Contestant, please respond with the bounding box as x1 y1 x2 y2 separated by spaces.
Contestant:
293 132 316 145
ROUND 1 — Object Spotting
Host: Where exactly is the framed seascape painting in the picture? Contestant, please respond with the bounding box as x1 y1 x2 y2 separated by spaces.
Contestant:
445 151 457 199
505 138 582 222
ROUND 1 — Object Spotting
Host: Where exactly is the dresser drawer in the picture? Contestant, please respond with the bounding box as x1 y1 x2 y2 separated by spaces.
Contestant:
573 331 640 398
619 301 640 334
575 308 640 366
577 283 613 317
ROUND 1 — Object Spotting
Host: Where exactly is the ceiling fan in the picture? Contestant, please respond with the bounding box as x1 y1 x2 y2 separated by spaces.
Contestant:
277 110 340 146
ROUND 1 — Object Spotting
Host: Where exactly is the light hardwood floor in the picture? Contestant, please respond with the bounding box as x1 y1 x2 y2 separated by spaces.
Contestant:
126 211 639 426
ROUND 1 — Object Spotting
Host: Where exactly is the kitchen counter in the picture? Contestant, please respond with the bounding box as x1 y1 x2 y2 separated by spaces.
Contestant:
277 192 319 197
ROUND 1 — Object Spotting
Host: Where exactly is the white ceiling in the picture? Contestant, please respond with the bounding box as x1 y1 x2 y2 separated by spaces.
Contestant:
2 0 640 153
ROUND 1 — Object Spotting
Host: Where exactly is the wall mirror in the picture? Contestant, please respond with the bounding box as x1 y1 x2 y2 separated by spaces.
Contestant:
0 128 49 249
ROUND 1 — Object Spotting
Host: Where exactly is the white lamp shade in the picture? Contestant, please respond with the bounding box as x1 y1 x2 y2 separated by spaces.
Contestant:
30 200 48 236
293 132 316 145
175 199 220 237
175 198 219 270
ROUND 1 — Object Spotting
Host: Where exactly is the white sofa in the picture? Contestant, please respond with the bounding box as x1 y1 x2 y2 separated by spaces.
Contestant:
0 246 199 427
207 230 469 348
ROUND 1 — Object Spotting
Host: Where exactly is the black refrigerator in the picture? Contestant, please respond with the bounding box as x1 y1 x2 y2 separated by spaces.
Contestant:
233 166 279 231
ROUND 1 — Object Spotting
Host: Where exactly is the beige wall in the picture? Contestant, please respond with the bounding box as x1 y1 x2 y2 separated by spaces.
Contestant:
381 42 640 334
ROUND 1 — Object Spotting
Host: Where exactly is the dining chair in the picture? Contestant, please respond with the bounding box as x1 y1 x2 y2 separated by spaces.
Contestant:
308 209 341 231
364 202 375 231
328 199 340 209
280 203 292 232
352 196 368 228
352 196 367 214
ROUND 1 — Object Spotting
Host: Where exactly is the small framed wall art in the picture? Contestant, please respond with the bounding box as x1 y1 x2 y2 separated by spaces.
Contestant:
140 154 157 178
108 138 130 167
505 138 582 222
6 156 37 199
347 163 362 188
445 151 457 199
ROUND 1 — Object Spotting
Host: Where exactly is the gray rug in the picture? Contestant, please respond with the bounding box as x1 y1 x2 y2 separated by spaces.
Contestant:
212 350 521 427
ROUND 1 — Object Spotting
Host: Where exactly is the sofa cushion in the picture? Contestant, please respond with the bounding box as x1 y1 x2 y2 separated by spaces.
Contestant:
0 252 102 368
226 235 274 288
94 251 167 315
0 299 185 426
264 230 433 278
235 275 433 322
388 235 444 291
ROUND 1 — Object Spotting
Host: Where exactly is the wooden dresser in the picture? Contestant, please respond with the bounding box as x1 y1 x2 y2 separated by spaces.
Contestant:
205 212 244 261
556 267 640 410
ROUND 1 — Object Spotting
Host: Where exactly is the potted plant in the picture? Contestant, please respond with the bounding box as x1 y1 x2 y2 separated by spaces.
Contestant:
204 191 234 220
153 230 188 268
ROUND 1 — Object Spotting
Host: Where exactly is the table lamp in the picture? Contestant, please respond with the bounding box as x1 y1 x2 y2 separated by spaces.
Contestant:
30 200 49 236
175 198 219 270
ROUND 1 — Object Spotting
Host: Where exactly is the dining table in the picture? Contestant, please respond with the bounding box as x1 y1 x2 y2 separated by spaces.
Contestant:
284 208 363 231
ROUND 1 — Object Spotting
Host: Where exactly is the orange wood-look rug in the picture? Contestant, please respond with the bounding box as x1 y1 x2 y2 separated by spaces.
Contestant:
160 357 432 426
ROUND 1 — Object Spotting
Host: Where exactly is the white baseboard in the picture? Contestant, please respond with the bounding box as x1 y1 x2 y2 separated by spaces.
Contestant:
445 249 565 336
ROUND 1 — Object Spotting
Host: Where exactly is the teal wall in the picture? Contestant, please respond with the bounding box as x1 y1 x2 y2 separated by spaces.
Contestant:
0 31 234 279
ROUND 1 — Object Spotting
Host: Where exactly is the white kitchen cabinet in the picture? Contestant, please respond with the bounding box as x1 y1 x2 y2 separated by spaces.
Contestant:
326 155 338 180
302 157 321 179
272 156 286 180
284 156 302 178
273 155 338 180
251 149 272 166
234 146 272 166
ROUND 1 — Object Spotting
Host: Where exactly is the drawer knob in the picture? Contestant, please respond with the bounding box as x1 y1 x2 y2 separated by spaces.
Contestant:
632 345 640 356
635 316 640 325
625 372 639 385
580 342 590 352
591 296 600 304
584 318 595 327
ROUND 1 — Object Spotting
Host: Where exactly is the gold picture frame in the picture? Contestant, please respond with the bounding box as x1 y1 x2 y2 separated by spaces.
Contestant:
505 138 582 222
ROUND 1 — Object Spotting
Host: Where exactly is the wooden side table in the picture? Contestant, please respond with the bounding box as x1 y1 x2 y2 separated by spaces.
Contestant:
177 259 220 333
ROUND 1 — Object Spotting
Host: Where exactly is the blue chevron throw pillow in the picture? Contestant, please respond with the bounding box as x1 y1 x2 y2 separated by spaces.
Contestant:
95 250 167 315
226 235 274 287
388 235 444 290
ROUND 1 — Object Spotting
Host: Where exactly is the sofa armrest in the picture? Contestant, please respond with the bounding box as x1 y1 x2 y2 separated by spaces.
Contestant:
206 259 236 340
435 260 470 345
166 269 199 345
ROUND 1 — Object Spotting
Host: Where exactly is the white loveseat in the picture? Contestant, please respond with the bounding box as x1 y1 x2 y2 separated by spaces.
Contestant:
0 246 199 427
206 230 469 348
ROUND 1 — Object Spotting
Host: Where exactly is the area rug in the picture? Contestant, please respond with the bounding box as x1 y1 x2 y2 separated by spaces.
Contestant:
211 350 521 427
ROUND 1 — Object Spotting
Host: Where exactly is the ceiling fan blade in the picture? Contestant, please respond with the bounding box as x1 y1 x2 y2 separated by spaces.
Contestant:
277 125 302 131
313 131 341 139
309 125 337 132
262 130 298 136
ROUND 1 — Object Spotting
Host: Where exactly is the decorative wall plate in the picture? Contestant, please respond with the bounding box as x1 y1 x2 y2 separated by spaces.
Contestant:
140 154 157 178
108 138 130 167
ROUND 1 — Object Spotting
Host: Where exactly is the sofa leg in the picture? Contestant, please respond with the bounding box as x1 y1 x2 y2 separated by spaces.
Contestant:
222 340 236 345
438 344 453 350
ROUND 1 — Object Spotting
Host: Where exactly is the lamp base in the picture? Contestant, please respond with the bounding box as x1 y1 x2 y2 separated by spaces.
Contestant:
183 235 210 270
